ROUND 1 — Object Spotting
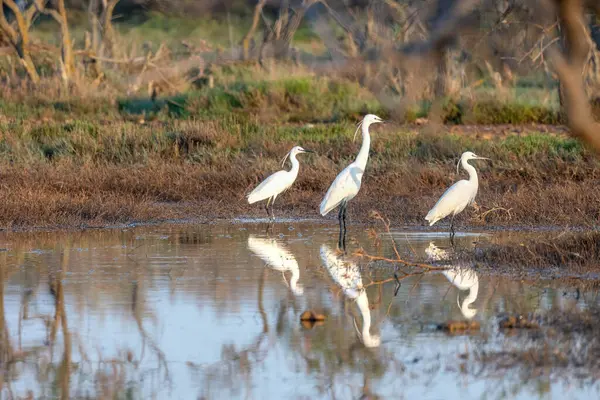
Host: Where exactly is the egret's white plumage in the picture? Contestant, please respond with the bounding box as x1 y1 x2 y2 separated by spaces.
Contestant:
441 266 479 319
248 146 312 219
320 244 381 348
425 242 478 319
425 241 450 261
247 235 303 295
320 114 384 249
425 151 489 233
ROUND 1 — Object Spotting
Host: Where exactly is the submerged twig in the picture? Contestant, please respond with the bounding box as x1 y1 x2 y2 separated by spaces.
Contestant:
355 210 445 271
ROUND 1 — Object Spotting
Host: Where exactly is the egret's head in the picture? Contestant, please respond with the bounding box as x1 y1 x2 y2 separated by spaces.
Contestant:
461 151 489 161
362 334 381 348
291 146 313 155
458 151 490 173
459 295 478 319
291 283 305 296
363 114 385 125
283 146 314 166
354 114 385 141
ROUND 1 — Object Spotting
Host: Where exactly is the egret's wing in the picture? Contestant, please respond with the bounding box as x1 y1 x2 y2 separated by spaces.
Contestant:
319 164 363 216
247 170 291 204
425 180 473 224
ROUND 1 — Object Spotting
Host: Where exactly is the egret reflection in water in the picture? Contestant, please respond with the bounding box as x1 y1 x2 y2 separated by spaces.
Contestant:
319 244 381 348
247 235 304 295
426 242 479 319
442 267 479 319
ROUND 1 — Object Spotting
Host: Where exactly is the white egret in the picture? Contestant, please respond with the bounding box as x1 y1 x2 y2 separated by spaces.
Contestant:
425 151 490 237
247 146 313 221
320 244 381 348
441 266 479 320
247 235 304 296
319 114 384 250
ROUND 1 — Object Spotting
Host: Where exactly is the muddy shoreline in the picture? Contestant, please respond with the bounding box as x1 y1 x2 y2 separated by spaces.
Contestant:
0 209 593 234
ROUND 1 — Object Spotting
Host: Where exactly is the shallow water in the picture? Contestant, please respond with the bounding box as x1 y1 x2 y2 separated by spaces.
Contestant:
0 222 598 399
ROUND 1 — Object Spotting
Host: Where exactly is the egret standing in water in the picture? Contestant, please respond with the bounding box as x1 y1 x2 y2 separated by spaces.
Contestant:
425 151 490 238
320 114 384 250
248 146 313 221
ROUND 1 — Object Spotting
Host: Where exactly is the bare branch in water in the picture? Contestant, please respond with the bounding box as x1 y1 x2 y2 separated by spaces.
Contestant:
354 211 445 271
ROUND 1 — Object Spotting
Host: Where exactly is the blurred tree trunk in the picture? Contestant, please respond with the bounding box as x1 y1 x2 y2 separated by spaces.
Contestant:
434 50 455 97
101 0 119 57
43 0 75 83
558 14 600 108
0 0 48 84
241 0 266 60
260 0 319 62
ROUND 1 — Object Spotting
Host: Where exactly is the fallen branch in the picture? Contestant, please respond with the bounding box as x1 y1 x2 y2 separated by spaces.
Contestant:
354 210 445 271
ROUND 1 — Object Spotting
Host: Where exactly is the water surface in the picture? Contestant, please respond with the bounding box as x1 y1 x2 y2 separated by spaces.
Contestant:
0 222 598 399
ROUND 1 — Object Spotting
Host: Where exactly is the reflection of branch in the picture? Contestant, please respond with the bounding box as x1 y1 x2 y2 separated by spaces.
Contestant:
131 280 171 383
58 247 71 400
0 263 13 365
356 211 444 271
258 268 269 333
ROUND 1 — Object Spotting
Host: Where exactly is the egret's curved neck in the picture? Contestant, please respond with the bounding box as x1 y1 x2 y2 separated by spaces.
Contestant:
356 291 372 339
463 280 479 305
288 152 301 178
290 268 300 290
459 280 479 318
355 122 371 170
462 157 478 186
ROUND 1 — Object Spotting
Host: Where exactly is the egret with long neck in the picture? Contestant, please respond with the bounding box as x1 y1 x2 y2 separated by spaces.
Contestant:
320 114 384 250
425 151 490 239
248 146 312 221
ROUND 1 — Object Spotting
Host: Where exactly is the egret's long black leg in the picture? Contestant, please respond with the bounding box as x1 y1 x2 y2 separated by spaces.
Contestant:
449 214 456 246
338 204 344 250
342 202 348 251
265 197 271 218
270 195 277 221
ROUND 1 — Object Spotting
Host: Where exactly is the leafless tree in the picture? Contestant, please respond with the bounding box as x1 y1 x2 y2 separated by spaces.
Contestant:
40 0 76 83
241 0 267 60
0 0 48 83
259 0 321 63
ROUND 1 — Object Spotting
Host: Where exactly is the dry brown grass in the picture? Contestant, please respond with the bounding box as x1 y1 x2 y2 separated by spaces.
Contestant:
0 112 595 230
0 151 598 231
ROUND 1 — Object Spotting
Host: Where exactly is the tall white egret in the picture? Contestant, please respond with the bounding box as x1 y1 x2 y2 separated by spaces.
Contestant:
248 146 313 221
425 151 490 237
247 235 304 296
320 244 381 348
320 114 384 250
